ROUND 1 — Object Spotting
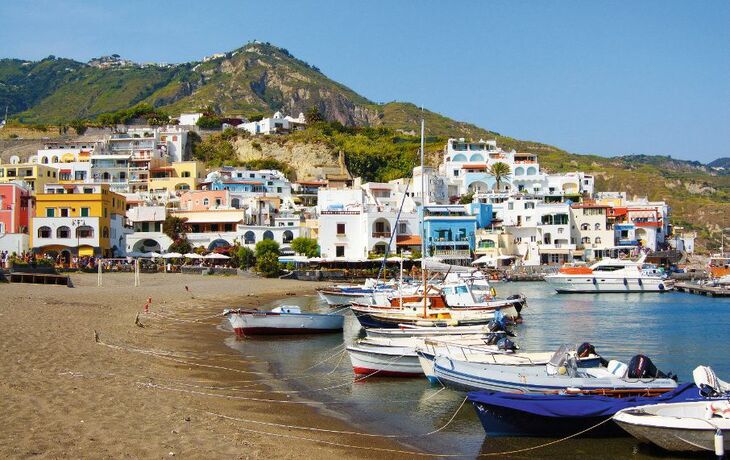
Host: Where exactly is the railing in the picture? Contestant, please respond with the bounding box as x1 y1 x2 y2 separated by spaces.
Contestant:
372 231 391 238
320 210 360 215
433 249 471 257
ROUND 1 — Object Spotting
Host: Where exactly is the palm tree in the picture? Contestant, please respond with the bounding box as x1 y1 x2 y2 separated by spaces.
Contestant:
489 162 512 192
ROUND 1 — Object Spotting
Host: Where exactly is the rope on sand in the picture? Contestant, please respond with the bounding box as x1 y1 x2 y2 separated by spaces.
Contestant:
195 408 616 457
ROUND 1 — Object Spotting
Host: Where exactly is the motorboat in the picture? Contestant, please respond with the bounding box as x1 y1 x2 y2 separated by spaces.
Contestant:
431 343 678 394
365 323 505 339
544 254 673 293
613 366 730 452
316 278 404 306
223 306 344 336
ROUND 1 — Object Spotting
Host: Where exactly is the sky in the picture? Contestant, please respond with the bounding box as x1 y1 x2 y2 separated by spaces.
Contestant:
1 0 728 162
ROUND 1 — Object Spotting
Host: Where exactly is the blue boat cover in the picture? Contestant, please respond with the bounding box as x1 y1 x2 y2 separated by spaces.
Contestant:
467 383 700 418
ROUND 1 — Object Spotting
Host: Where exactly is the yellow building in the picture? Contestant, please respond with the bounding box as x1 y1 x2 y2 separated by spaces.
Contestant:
31 183 127 261
0 163 60 192
147 161 206 194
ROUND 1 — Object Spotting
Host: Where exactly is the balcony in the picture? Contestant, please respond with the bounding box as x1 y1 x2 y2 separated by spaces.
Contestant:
433 249 471 257
372 232 391 238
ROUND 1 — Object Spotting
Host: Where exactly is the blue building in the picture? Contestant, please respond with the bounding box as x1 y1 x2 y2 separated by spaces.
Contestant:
420 205 477 260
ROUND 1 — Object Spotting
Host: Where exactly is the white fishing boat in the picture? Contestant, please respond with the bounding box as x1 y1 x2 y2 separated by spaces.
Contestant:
430 344 678 394
613 366 730 452
223 306 344 336
544 254 673 293
346 342 423 377
614 401 730 452
365 324 501 339
316 278 401 306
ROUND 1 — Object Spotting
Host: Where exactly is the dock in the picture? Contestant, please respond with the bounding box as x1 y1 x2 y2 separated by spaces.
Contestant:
674 282 730 297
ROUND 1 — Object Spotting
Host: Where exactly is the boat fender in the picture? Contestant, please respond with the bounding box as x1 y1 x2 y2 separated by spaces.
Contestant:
658 283 665 291
715 428 724 458
638 278 643 286
490 287 497 297
592 278 597 285
623 278 628 286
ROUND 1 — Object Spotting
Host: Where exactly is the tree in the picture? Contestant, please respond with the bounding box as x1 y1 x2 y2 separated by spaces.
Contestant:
70 119 87 135
459 191 475 204
290 237 319 257
256 251 281 278
197 115 223 129
163 215 191 253
305 106 324 124
236 246 256 269
489 162 512 192
255 240 280 258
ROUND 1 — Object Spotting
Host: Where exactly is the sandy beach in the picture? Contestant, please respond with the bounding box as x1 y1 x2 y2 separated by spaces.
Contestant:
0 273 414 459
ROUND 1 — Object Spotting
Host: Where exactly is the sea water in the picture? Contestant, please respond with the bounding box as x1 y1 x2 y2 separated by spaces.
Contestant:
225 282 730 459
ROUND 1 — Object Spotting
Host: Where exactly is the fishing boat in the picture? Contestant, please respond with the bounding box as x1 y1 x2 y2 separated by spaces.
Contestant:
416 336 520 383
316 278 402 306
469 382 709 438
223 306 344 336
365 323 505 339
346 341 423 377
347 335 502 378
430 343 678 394
544 254 673 293
350 303 510 329
613 366 730 452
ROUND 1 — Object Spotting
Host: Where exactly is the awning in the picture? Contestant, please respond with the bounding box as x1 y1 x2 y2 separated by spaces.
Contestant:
181 214 244 224
60 169 72 174
539 248 572 255
396 235 422 246
78 246 94 257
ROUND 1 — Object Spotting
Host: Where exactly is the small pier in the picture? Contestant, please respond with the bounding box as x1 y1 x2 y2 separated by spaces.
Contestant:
674 282 730 297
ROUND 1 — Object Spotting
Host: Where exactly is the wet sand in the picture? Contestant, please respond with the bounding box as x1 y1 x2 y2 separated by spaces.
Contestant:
0 273 416 459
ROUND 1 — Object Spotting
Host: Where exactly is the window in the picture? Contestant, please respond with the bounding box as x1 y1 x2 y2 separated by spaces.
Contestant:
337 223 346 235
46 208 55 217
104 208 107 218
84 188 93 194
80 208 89 217
38 226 51 238
453 170 459 177
224 224 233 232
582 236 591 244
182 171 191 178
102 227 109 238
203 198 209 206
595 237 602 244
57 226 70 238
580 223 589 231
76 226 93 238
594 223 601 230
336 245 345 257
215 198 222 206
60 208 70 217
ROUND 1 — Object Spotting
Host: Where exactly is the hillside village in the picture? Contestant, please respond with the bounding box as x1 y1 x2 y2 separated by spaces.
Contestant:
0 111 697 271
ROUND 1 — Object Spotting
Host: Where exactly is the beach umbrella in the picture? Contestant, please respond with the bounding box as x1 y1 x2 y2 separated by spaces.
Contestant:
126 251 146 258
147 252 162 258
204 253 230 259
162 252 183 259
184 253 204 259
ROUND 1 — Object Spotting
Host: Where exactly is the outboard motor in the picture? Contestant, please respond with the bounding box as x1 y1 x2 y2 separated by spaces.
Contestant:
627 354 675 380
497 337 518 352
487 318 515 337
484 333 502 346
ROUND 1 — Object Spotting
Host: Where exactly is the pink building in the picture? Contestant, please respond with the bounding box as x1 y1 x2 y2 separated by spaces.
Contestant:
0 183 34 254
179 190 230 211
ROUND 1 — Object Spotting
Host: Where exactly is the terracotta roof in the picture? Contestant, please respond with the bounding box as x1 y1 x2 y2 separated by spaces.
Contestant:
396 235 422 246
462 164 487 170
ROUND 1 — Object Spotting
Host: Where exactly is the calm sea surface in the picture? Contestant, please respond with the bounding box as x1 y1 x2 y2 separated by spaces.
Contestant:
225 282 730 459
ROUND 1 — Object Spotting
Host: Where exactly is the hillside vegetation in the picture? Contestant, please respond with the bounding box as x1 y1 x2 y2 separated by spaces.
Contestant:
1 42 727 251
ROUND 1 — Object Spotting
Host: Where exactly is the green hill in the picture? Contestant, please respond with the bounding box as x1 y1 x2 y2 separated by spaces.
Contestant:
1 42 727 251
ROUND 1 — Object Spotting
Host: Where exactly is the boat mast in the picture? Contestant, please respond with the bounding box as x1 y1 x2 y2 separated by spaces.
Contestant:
421 109 427 318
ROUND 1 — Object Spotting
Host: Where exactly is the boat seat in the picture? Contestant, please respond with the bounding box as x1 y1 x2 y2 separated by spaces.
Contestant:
608 360 628 378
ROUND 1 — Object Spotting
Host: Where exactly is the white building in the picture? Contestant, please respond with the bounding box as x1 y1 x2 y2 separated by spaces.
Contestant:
316 184 419 260
35 141 100 183
178 113 203 127
125 205 172 253
238 111 306 135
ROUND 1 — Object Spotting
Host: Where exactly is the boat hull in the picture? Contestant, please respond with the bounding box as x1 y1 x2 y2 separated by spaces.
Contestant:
545 276 672 293
225 311 344 336
317 290 374 306
432 356 676 394
472 400 624 437
347 346 423 377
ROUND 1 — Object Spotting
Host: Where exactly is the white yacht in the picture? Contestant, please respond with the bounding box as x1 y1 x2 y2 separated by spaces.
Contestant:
544 254 673 293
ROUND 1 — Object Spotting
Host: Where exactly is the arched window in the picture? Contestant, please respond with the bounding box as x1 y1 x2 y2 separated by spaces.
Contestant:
514 167 525 176
581 236 591 244
56 226 71 238
203 198 209 206
41 157 49 164
51 156 59 163
469 154 484 162
102 227 109 238
595 237 602 244
283 230 294 243
76 226 94 238
244 231 255 244
231 198 240 209
263 230 274 240
452 154 467 162
580 223 589 231
38 226 51 238
594 223 601 230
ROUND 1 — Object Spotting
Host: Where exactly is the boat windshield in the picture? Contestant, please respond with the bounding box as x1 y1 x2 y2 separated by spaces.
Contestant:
548 344 572 367
593 265 628 272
